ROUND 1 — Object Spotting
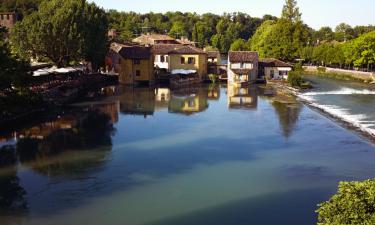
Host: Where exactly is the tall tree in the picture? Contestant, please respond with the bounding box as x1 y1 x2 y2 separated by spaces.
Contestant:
11 0 108 69
281 0 301 23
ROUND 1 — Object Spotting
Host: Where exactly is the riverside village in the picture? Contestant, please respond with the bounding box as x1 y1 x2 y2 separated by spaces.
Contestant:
1 0 375 225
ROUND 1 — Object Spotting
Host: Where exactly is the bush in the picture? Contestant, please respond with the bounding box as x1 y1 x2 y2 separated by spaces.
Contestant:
287 71 304 87
317 67 326 74
208 74 219 83
317 180 375 225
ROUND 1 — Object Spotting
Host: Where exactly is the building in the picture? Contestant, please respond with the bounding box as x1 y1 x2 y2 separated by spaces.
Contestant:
152 44 208 81
228 51 259 86
106 43 154 85
108 29 118 40
0 12 19 37
133 34 179 45
119 86 155 117
259 58 293 80
206 51 222 74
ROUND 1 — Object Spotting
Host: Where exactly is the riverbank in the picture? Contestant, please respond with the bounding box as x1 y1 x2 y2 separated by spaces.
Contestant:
303 66 375 83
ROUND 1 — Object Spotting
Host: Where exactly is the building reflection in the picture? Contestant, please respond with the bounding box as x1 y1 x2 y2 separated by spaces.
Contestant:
168 87 209 115
155 88 171 110
227 84 258 110
119 86 155 117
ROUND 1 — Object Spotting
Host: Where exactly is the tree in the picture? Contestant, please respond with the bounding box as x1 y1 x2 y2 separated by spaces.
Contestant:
335 23 354 42
0 27 30 92
281 0 301 23
230 39 249 51
249 20 276 58
11 0 108 69
192 21 211 48
315 27 335 42
351 31 375 70
317 180 375 225
169 21 188 39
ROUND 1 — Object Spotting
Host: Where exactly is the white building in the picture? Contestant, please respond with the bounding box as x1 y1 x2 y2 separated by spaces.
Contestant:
227 51 259 86
259 58 293 80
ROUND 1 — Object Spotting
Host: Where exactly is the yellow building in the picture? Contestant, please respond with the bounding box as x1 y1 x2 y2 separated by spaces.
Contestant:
152 44 208 82
107 43 154 85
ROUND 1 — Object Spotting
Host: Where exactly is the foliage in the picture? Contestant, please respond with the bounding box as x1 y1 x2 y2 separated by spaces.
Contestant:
287 71 304 87
0 28 31 91
0 0 41 17
11 0 108 69
281 0 301 23
230 39 249 51
208 74 218 83
249 20 276 58
317 67 326 74
317 180 375 225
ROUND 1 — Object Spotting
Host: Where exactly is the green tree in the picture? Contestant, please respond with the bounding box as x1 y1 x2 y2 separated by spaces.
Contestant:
192 21 211 48
317 180 375 225
169 21 188 39
335 23 354 42
11 0 108 69
249 20 276 58
0 27 30 92
281 0 301 23
230 39 249 51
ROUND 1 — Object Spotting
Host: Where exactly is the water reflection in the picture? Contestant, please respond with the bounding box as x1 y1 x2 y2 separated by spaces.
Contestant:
119 86 155 117
227 84 258 110
169 87 209 115
272 101 302 138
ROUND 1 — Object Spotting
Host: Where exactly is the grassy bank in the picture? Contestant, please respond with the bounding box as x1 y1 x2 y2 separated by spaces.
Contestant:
304 69 374 83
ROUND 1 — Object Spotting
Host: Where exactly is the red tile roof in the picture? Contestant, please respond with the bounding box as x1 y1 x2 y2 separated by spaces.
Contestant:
259 58 292 68
228 51 258 63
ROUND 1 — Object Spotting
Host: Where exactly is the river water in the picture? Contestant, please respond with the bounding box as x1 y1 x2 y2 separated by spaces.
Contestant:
1 83 375 225
300 75 375 137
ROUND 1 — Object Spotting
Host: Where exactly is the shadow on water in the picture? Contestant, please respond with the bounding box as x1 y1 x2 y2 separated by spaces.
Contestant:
145 188 332 225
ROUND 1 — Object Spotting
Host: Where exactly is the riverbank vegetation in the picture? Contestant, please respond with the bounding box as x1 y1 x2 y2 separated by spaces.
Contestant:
317 180 375 225
10 0 108 69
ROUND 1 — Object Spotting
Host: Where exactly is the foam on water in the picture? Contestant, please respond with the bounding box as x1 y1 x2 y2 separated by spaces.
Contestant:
302 87 375 96
298 90 375 137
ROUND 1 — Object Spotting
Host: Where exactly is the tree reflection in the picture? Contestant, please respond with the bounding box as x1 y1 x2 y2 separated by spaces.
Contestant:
0 146 28 216
16 110 115 177
272 101 302 138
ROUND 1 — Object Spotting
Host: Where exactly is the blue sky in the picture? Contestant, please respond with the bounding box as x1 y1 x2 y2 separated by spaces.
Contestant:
91 0 374 30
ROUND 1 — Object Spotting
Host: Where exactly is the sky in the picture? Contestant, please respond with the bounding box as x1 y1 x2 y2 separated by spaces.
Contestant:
91 0 374 30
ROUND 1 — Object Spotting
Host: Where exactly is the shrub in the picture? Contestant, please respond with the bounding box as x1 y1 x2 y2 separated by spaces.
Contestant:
287 71 304 87
208 74 219 83
317 67 326 74
316 180 375 225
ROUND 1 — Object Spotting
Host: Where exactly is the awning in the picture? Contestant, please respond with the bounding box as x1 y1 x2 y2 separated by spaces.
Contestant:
171 69 197 75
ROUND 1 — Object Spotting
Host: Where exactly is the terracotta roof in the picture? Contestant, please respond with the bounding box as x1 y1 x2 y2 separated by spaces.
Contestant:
151 44 183 55
207 51 220 58
259 58 292 68
230 68 253 75
169 45 206 55
152 44 206 55
228 51 258 63
119 46 152 59
133 34 177 44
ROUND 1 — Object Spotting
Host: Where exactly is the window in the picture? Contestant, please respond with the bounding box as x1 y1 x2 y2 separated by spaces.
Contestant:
180 57 185 64
134 59 140 65
188 100 195 107
0 15 3 20
160 55 165 63
188 57 195 64
7 15 9 20
136 70 141 76
118 58 121 64
240 63 244 68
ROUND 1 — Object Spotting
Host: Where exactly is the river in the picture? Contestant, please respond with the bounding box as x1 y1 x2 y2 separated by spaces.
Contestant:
0 83 375 225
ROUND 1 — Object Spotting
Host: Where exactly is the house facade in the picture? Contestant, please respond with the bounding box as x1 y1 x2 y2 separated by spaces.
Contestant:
206 50 222 74
106 43 154 85
0 12 19 37
228 51 259 86
227 84 258 110
152 44 208 81
259 58 292 80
